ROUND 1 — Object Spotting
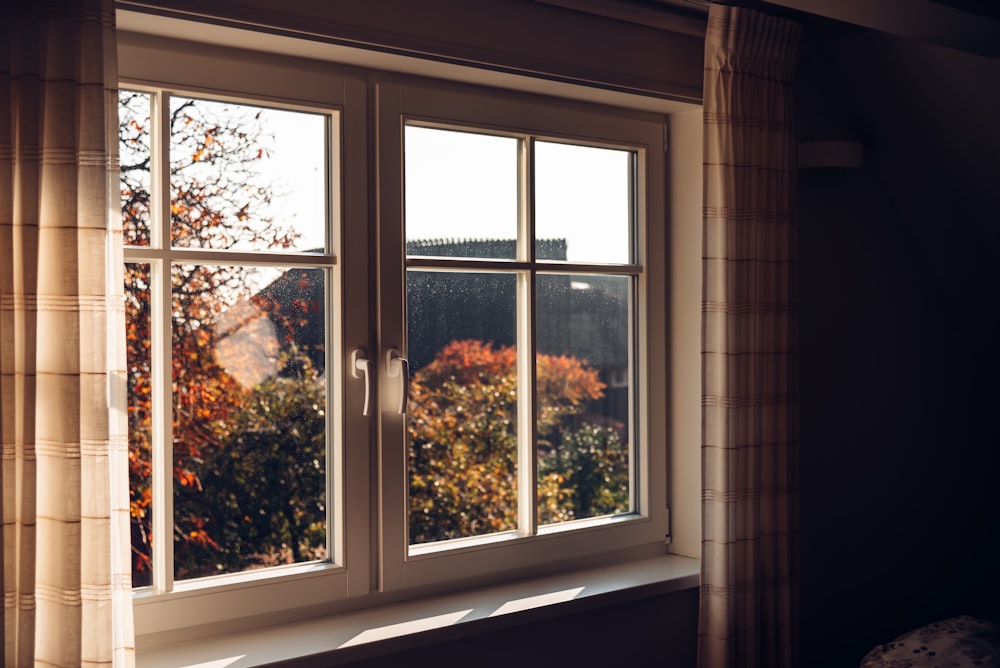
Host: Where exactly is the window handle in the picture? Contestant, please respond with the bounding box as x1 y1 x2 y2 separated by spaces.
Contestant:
351 349 374 416
385 348 409 415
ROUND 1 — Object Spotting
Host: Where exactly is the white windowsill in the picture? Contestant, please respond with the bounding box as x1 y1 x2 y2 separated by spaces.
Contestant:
138 553 700 667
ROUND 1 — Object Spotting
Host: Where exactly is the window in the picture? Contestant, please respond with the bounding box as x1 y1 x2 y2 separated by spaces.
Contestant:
403 128 637 545
121 46 371 637
121 36 670 642
376 82 667 590
123 90 336 589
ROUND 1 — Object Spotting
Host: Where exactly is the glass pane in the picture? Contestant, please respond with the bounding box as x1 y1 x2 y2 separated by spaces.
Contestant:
125 262 152 586
405 126 518 259
535 142 631 264
170 98 327 252
406 270 517 544
536 274 632 524
171 263 327 580
120 91 151 247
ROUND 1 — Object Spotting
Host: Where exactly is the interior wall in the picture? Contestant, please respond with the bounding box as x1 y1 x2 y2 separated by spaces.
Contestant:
335 588 699 668
117 1 706 663
795 22 1000 667
116 0 704 103
119 2 1000 664
668 107 705 560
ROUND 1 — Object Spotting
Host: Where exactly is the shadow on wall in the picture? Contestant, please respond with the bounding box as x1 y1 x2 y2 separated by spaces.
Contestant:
795 22 1000 668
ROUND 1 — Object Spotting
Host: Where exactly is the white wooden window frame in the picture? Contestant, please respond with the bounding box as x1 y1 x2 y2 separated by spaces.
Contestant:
119 29 674 646
121 40 373 640
375 79 669 592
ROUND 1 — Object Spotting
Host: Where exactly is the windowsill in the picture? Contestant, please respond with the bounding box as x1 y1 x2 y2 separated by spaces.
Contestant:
137 553 700 667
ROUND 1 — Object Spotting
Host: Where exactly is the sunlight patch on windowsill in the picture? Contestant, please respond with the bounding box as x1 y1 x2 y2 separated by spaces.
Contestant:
489 586 585 616
339 610 475 647
137 553 699 668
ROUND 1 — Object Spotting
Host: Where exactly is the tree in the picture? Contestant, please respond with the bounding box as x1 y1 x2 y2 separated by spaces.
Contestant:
407 339 629 544
120 92 324 583
176 352 327 577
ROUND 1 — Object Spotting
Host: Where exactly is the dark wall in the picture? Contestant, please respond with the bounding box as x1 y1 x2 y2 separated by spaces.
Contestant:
118 0 704 102
331 587 698 667
795 23 1000 667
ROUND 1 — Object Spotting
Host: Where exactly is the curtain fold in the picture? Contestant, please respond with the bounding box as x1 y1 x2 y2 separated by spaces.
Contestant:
699 4 801 668
1 1 134 665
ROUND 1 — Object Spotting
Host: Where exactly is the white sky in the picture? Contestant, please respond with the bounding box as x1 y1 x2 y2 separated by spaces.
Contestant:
256 108 327 251
262 116 632 264
405 126 631 264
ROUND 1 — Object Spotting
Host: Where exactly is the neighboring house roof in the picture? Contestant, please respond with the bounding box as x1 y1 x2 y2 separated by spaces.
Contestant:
215 238 629 389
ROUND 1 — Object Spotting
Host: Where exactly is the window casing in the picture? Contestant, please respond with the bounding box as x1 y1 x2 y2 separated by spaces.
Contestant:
121 36 668 642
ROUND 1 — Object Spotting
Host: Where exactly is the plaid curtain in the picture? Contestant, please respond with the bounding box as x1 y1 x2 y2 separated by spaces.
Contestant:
699 4 801 667
0 1 134 665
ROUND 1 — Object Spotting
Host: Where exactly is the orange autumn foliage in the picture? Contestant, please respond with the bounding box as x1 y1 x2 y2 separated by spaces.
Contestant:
407 339 627 545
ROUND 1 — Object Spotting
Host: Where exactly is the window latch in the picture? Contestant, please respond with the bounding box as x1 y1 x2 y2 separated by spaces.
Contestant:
351 349 375 416
386 348 409 415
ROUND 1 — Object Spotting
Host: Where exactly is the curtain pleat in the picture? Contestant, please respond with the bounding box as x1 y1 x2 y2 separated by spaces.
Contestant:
1 1 134 665
699 5 801 668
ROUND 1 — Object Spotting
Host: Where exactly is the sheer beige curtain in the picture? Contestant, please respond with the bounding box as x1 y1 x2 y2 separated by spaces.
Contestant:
699 4 801 668
1 0 134 665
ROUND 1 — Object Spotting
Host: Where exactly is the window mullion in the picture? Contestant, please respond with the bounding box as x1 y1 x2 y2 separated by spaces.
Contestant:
517 137 534 263
516 137 537 537
627 152 640 514
150 89 175 593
